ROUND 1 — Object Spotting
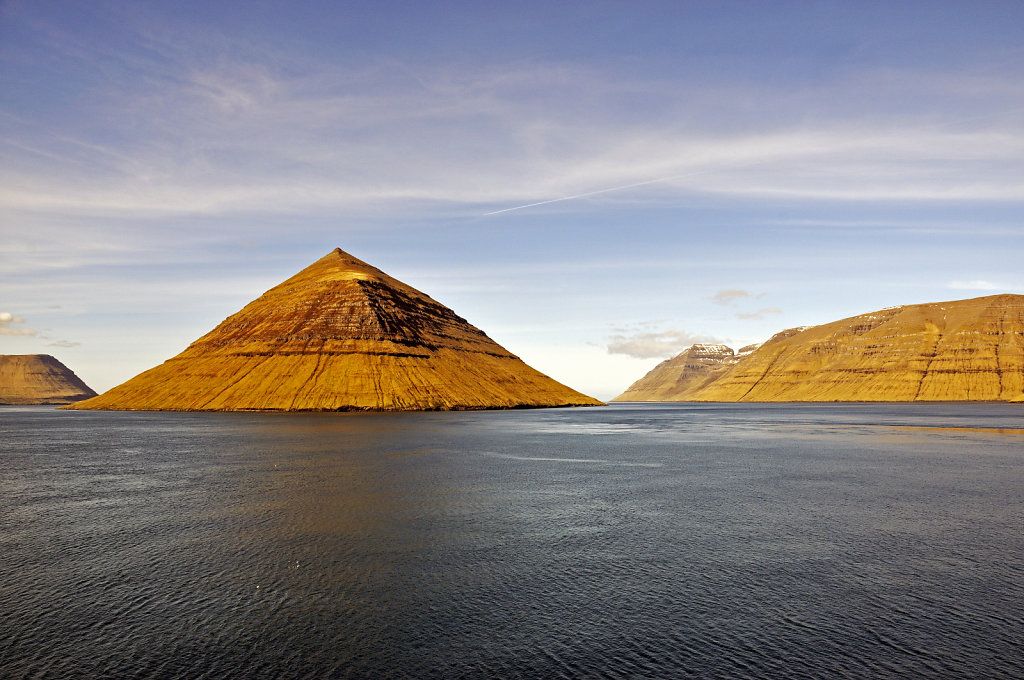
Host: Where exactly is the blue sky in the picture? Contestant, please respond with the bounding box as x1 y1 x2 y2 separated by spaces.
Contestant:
2 1 1023 400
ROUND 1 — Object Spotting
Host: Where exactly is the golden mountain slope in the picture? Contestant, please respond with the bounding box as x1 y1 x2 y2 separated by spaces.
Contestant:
611 344 741 401
0 354 97 405
66 249 601 411
617 295 1024 402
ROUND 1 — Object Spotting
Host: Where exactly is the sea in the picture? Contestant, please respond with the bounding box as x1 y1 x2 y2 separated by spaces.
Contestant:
2 402 1023 679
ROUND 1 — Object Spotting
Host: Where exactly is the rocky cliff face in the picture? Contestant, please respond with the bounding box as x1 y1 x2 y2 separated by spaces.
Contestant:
615 295 1024 402
66 248 602 411
0 355 97 405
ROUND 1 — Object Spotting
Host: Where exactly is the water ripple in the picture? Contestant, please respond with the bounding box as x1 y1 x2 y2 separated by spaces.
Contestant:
2 404 1023 678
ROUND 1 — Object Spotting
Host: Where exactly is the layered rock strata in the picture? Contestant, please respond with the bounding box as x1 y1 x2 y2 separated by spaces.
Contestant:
615 294 1024 402
0 354 97 405
66 248 601 411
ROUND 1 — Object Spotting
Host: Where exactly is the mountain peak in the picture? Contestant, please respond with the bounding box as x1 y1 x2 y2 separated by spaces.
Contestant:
300 247 392 281
284 248 435 303
611 343 740 402
66 249 601 411
320 247 374 269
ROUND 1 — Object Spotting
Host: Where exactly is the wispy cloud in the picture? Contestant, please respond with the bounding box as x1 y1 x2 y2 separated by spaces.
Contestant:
0 312 37 336
713 289 752 305
736 307 782 320
607 327 723 359
2 44 1022 222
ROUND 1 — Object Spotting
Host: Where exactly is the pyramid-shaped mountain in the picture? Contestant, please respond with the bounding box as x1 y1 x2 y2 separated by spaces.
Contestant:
613 294 1024 402
66 249 602 411
1 354 97 405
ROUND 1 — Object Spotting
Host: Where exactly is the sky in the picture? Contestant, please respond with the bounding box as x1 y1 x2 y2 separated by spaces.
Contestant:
2 0 1023 400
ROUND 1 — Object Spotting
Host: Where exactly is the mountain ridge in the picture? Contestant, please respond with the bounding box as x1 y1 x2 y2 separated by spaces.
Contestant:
614 294 1024 402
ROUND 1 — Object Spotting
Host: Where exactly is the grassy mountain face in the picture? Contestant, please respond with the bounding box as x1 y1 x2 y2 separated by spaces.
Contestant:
66 249 601 411
615 295 1024 402
0 354 96 405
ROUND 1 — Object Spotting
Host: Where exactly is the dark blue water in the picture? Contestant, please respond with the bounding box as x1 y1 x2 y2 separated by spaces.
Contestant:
2 403 1023 679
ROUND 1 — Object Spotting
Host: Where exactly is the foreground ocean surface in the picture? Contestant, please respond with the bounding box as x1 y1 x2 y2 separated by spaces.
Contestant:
2 403 1023 679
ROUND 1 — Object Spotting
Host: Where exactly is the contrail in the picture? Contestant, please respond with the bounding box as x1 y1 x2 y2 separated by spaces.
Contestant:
482 168 723 216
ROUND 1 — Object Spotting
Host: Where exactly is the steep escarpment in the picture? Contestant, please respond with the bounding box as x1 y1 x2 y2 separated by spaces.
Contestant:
66 248 602 411
0 354 97 405
615 295 1024 402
